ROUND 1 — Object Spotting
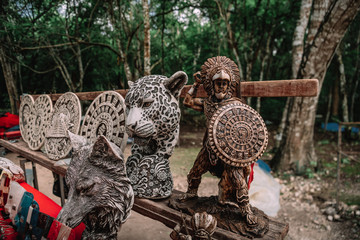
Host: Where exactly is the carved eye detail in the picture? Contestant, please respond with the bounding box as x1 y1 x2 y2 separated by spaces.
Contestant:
77 182 95 196
142 100 153 108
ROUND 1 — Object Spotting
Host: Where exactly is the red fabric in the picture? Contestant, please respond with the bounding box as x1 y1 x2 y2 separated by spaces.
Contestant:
0 207 17 240
248 163 255 190
47 220 62 240
0 113 19 129
20 182 61 218
19 182 85 239
0 131 21 140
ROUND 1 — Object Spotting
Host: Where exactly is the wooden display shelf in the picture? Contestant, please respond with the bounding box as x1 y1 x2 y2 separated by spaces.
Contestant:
0 138 289 239
133 190 289 240
0 138 66 176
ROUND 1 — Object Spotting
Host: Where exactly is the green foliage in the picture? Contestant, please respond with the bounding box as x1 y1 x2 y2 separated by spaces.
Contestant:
0 0 359 124
318 139 330 145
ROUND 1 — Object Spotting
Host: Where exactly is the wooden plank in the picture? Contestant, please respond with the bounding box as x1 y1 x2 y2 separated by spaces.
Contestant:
30 90 129 102
133 190 289 240
339 121 360 125
180 79 318 98
240 79 318 97
0 139 66 176
28 79 318 101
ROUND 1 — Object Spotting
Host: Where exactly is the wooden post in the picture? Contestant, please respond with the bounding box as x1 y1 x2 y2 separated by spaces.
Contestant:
336 122 342 209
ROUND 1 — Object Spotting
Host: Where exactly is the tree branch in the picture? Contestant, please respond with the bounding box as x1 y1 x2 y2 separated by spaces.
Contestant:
20 40 121 57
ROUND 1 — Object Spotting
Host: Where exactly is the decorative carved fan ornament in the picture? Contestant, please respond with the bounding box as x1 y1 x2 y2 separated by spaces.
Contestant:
80 91 126 149
19 95 34 145
208 101 268 167
45 92 81 160
27 95 53 150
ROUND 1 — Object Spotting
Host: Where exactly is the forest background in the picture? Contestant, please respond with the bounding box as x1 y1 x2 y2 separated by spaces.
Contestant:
0 0 359 174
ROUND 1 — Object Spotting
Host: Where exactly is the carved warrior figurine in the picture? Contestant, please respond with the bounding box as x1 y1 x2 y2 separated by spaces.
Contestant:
181 56 268 231
125 71 188 198
57 133 134 240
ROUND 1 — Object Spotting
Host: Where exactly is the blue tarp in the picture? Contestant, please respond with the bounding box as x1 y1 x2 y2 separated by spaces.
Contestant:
321 122 359 133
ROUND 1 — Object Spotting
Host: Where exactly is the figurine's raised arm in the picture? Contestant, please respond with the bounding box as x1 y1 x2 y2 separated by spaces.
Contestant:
183 72 205 112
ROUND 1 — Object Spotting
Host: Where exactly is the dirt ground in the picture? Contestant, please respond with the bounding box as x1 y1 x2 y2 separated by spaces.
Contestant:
2 126 359 240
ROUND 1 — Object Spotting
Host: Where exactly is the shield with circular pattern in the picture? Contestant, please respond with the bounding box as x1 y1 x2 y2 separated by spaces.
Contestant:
208 101 268 167
80 91 127 150
19 95 34 145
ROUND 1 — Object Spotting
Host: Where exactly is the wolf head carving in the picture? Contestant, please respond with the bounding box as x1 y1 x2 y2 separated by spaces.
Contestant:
57 133 134 239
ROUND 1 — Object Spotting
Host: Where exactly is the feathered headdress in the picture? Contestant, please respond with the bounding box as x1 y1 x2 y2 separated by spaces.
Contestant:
200 56 241 97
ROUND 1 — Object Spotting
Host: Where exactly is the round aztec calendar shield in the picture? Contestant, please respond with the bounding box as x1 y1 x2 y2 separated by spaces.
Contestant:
19 95 34 145
80 91 127 149
208 101 268 167
28 95 53 150
45 92 81 160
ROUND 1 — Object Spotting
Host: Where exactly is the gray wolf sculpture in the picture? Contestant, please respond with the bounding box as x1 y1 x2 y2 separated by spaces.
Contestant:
57 133 134 240
125 71 188 199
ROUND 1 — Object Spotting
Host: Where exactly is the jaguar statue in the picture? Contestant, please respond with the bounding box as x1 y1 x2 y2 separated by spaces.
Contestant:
125 71 188 199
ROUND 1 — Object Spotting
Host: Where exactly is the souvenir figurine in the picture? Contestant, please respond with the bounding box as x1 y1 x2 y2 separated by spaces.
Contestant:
57 133 134 239
125 71 188 199
172 56 269 237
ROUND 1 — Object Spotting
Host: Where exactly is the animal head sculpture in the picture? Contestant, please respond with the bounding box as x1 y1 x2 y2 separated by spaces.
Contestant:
125 71 187 199
125 71 187 143
57 132 134 239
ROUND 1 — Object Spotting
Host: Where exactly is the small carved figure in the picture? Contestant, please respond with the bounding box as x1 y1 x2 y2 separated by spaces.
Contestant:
125 71 188 199
170 212 217 240
45 92 81 160
57 133 134 240
180 56 268 235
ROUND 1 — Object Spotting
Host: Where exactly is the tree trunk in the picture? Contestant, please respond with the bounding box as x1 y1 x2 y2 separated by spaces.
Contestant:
143 0 151 76
275 0 313 149
116 39 133 82
215 0 244 81
332 76 339 118
161 0 165 74
256 32 272 113
0 45 19 114
336 47 349 122
273 0 360 173
0 1 19 114
350 29 360 122
106 1 135 83
292 0 313 79
324 89 332 132
48 45 76 92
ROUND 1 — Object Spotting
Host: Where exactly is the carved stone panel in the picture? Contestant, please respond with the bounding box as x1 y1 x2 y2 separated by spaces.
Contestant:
27 95 53 150
80 91 127 150
45 92 81 160
19 95 34 145
208 101 268 167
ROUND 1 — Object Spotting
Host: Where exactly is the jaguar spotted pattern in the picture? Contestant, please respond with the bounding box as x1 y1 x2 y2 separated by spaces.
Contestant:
125 71 188 199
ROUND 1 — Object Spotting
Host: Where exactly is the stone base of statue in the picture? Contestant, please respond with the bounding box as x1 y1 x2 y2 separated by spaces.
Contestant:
169 194 269 239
